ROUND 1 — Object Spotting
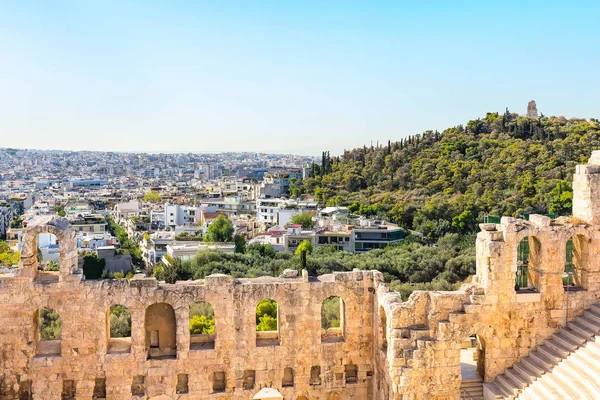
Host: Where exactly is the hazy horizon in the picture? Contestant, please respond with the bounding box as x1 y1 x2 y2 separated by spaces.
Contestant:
1 1 599 156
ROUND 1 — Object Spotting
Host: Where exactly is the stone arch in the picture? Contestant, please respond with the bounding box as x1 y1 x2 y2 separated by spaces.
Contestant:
566 234 589 289
515 235 541 291
189 301 215 350
256 298 279 346
18 215 77 281
35 307 61 356
459 333 486 381
321 296 344 342
107 304 131 354
379 306 388 351
145 303 177 359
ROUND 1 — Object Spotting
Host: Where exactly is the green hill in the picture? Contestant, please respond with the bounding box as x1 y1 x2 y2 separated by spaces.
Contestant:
299 111 600 239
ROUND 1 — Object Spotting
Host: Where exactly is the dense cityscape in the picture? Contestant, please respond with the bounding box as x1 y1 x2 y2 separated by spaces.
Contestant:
0 148 408 278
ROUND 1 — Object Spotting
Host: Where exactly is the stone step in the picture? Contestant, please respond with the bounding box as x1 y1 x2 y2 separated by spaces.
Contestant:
581 314 600 330
489 303 600 400
525 375 558 400
542 338 571 356
585 338 600 351
550 364 598 400
495 373 520 396
560 327 587 344
583 313 600 329
512 364 535 385
557 357 600 398
570 319 596 337
527 352 554 372
461 381 483 388
505 368 529 388
551 332 578 351
535 373 573 399
520 357 547 376
484 381 513 399
541 361 583 399
536 344 562 363
587 308 600 321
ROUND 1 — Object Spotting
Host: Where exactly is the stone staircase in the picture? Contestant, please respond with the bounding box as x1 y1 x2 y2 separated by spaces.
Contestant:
484 304 600 399
461 377 483 400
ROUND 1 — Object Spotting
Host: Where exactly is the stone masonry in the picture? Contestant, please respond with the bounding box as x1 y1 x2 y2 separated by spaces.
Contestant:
3 152 600 399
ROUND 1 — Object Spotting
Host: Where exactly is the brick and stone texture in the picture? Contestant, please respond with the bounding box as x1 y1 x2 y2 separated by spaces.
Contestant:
4 152 600 399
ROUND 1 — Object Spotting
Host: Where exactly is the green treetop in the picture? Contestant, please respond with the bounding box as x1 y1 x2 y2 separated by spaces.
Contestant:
204 215 234 243
290 212 314 229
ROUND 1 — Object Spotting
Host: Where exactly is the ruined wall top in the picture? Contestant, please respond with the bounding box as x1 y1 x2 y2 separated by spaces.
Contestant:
573 151 600 224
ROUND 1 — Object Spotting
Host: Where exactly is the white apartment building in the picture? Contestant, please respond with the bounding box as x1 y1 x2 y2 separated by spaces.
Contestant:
0 205 18 238
256 198 284 225
163 203 202 229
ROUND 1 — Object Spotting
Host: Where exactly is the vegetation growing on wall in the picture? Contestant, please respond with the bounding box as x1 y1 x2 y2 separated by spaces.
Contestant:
152 234 474 299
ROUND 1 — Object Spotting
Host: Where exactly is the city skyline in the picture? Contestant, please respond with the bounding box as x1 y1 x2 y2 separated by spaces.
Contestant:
1 0 599 155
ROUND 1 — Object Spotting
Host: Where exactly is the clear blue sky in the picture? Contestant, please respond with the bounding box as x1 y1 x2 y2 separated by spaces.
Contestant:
1 1 598 156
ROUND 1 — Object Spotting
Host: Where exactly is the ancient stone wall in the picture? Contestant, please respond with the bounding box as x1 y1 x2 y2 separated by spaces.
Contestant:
374 152 600 399
0 216 381 399
4 153 600 399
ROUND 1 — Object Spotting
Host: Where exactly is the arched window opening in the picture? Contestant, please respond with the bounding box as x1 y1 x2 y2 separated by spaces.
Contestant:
460 334 485 383
256 298 279 346
282 367 294 387
379 306 388 351
107 304 131 353
189 301 215 350
321 296 344 343
565 235 587 290
36 307 61 356
36 233 60 283
145 303 177 359
515 236 540 292
564 238 575 287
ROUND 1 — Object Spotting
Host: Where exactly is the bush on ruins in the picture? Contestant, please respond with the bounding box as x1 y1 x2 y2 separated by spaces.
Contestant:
151 233 475 300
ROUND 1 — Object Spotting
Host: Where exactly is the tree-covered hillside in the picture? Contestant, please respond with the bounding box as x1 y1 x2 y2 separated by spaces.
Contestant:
300 112 600 238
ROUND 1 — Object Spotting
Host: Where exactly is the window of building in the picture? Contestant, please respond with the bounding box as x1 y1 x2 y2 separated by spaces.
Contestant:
282 367 294 387
212 371 226 393
243 370 255 390
321 296 344 343
35 233 60 283
107 305 131 354
61 380 76 400
515 236 541 292
189 301 215 350
145 303 177 359
256 298 279 346
176 374 189 394
345 364 358 384
36 307 61 356
92 378 106 399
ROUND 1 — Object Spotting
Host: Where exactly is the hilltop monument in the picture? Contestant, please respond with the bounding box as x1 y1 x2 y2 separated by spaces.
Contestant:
526 100 539 117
